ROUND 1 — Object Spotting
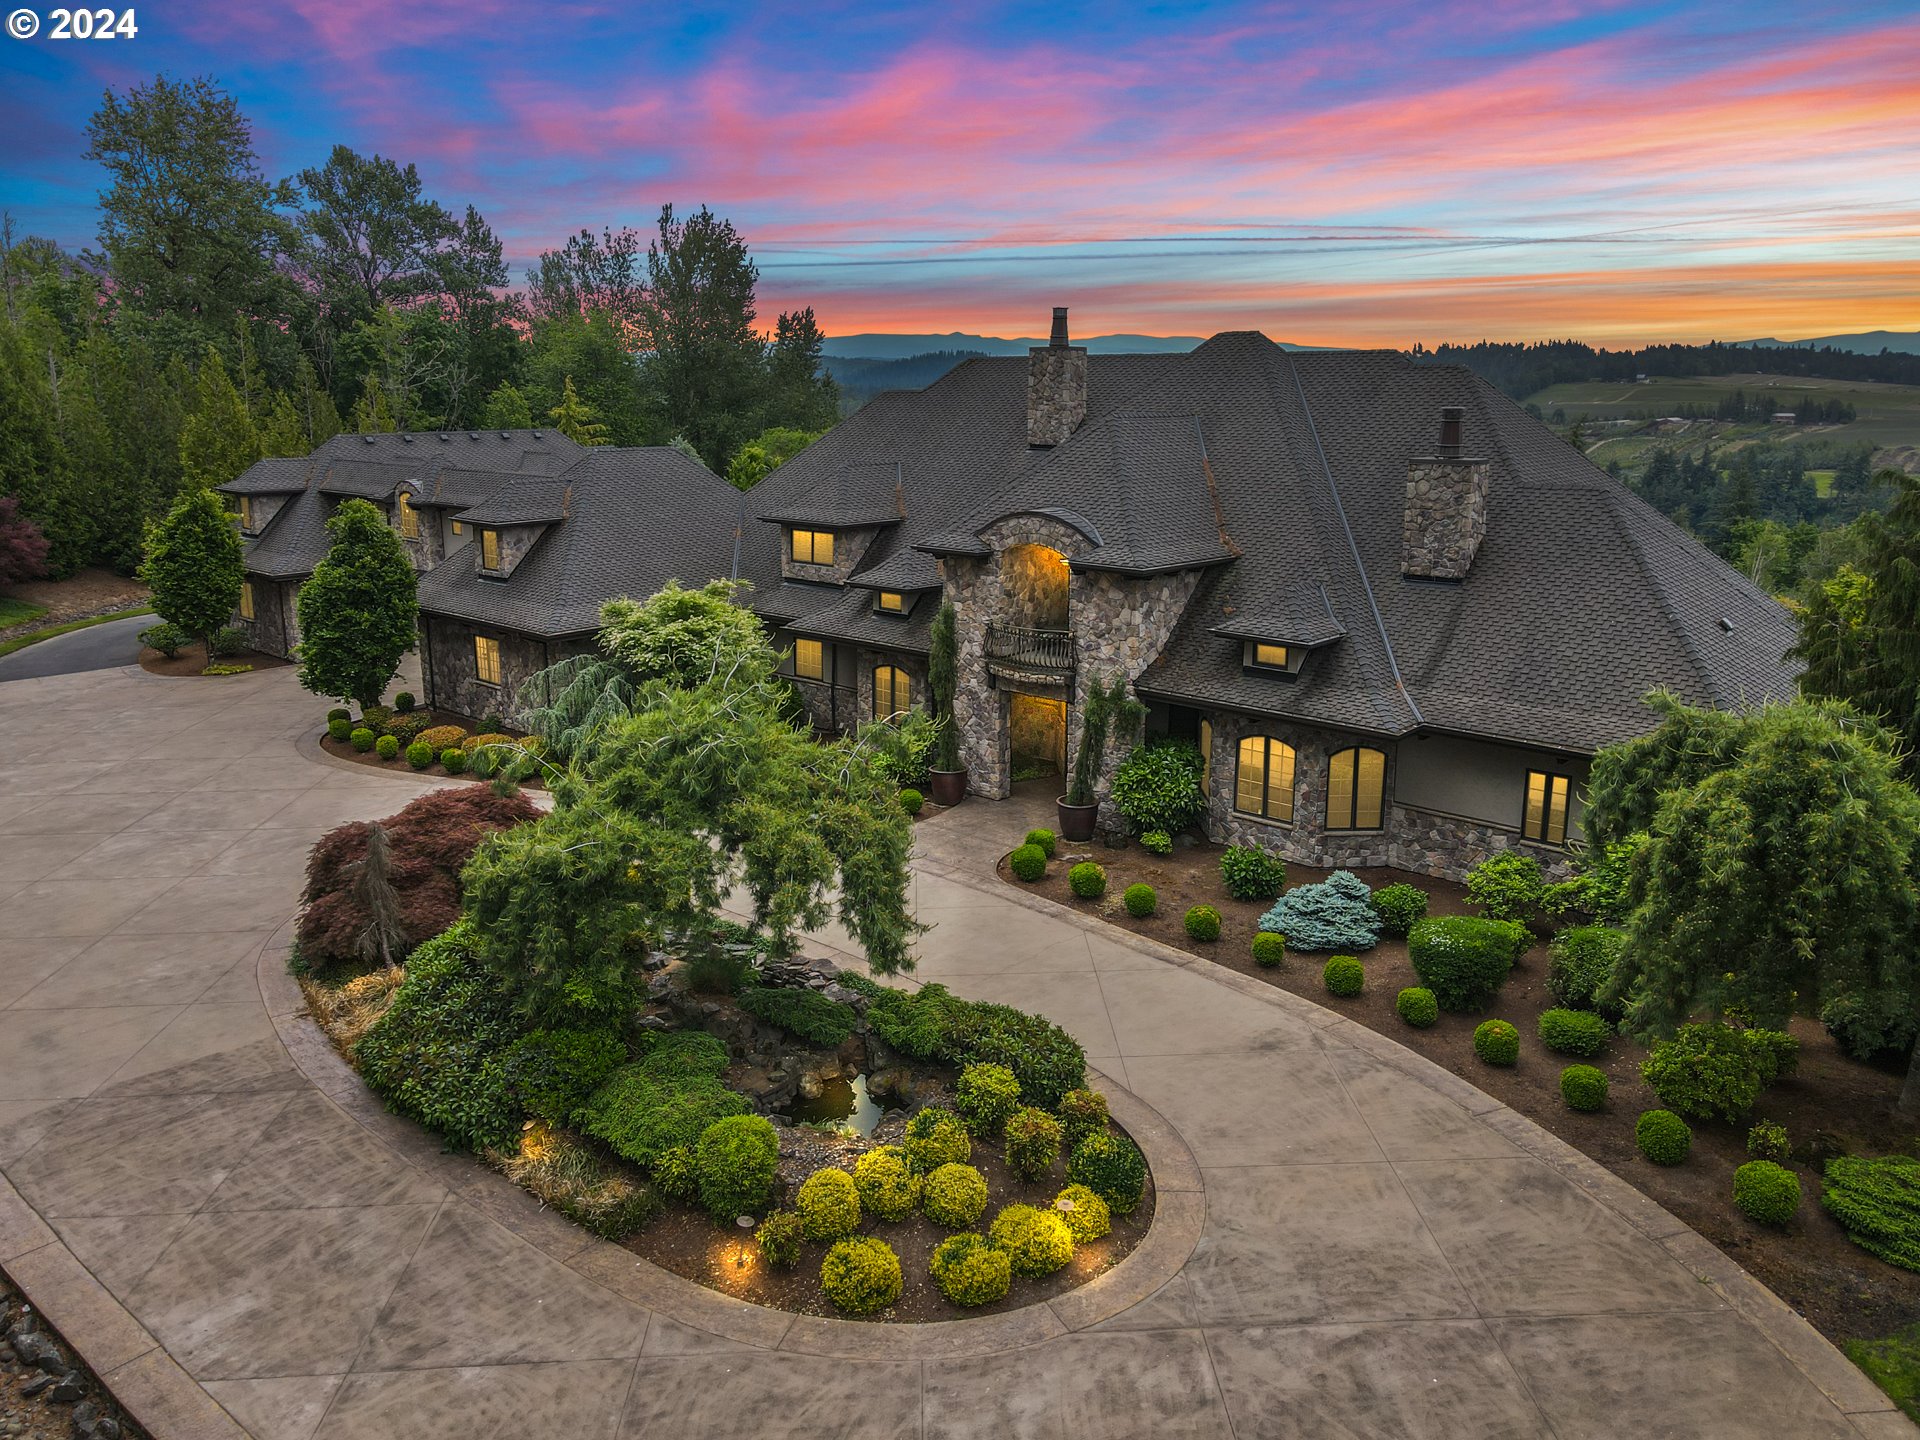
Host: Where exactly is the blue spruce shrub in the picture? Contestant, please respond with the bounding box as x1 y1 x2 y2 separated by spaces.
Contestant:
1257 870 1381 952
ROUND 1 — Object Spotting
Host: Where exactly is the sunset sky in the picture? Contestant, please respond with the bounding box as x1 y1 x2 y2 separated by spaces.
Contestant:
3 1 1917 347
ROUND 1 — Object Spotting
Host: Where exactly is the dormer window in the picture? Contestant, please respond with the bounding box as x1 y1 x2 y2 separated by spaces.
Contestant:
876 591 905 614
1252 643 1289 669
480 528 501 570
790 529 835 566
1242 640 1303 675
397 491 420 539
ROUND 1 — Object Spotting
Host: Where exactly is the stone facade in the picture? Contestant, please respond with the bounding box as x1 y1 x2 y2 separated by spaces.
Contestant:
420 615 588 724
1025 343 1088 448
780 636 926 735
236 493 291 539
478 523 547 578
236 577 302 659
396 499 447 572
1402 456 1490 579
778 525 882 586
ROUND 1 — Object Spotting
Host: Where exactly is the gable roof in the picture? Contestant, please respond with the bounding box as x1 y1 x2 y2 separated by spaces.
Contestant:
223 457 313 494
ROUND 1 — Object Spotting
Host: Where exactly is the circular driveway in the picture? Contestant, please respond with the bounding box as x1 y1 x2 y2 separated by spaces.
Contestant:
0 662 1904 1439
0 614 149 683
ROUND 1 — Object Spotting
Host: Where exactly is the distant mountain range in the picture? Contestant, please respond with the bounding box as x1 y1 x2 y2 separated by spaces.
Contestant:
1738 330 1920 356
821 332 1209 359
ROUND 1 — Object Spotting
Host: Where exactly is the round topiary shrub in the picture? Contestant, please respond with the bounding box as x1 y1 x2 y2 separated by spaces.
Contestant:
1184 905 1222 942
1123 883 1157 918
651 1146 696 1200
1251 932 1286 967
987 1202 1075 1277
1473 1019 1520 1066
1747 1121 1791 1163
1323 955 1364 996
1409 916 1528 1011
754 1209 805 1267
1396 987 1438 1028
1056 1088 1109 1149
1219 844 1287 901
350 726 376 753
1635 1109 1693 1166
1560 1064 1608 1112
375 734 400 761
1053 1183 1111 1242
328 717 352 742
394 691 415 713
821 1235 904 1313
921 1163 989 1229
1067 1133 1147 1215
406 741 433 770
929 1232 1010 1307
440 747 467 774
1003 1106 1064 1181
693 1114 780 1220
1370 882 1429 938
1733 1160 1802 1227
327 706 351 723
955 1062 1022 1137
1538 1007 1611 1058
852 1145 923 1222
1009 844 1047 882
1068 862 1107 899
900 788 924 816
904 1107 973 1173
1024 827 1057 858
796 1167 861 1240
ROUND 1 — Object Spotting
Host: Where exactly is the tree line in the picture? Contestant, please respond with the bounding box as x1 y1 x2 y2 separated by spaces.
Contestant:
1415 338 1920 400
0 74 839 579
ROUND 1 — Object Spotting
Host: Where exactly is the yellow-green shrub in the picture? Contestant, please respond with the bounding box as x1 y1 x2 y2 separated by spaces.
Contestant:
796 1167 860 1240
987 1202 1074 1277
929 1232 1010 1307
1053 1183 1111 1242
921 1163 989 1229
820 1236 903 1314
852 1145 922 1222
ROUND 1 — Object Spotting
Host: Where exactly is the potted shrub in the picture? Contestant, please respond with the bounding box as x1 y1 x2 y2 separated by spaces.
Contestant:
926 602 968 806
1058 672 1142 841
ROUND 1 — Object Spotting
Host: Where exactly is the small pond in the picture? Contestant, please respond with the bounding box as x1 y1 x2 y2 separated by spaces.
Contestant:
783 1073 903 1135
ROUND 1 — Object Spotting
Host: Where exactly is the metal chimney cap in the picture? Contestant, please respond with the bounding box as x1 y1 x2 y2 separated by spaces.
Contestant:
1049 307 1070 348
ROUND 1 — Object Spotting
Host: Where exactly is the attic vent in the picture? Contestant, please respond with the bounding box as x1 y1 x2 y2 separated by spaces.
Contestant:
363 435 375 444
1718 617 1734 633
437 434 450 443
401 435 413 443
531 430 542 439
468 432 480 440
500 431 510 439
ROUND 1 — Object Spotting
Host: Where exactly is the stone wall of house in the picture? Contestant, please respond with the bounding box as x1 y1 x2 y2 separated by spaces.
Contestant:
236 576 302 659
1026 345 1088 447
238 493 291 539
475 523 547 578
1402 457 1490 579
421 616 583 724
397 502 446 572
998 542 1070 627
856 646 927 726
778 525 881 586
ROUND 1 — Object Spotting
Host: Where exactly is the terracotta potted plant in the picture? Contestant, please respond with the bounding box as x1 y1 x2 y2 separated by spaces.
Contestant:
1057 672 1141 841
926 601 968 806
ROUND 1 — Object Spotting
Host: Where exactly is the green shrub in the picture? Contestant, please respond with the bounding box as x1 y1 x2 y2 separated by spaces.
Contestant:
929 1232 1010 1306
468 746 500 780
1123 883 1157 917
1056 1088 1109 1149
955 1061 1022 1136
921 1163 989 1228
139 621 189 658
1560 1064 1608 1111
1639 1023 1798 1122
987 1202 1075 1277
440 747 467 774
395 691 415 713
650 1146 696 1200
900 788 924 816
1068 861 1107 899
820 1235 903 1314
328 717 351 742
573 1032 749 1166
1821 994 1919 1062
1323 955 1364 997
1024 828 1057 857
1139 828 1174 855
796 1167 861 1240
1822 1156 1920 1272
503 1129 660 1240
209 624 248 658
903 1107 973 1173
503 1027 626 1125
326 706 351 722
1408 915 1527 1010
200 662 253 676
1258 870 1380 952
1733 1160 1801 1226
1220 844 1287 901
1009 844 1047 882
1067 1133 1147 1215
1004 1106 1064 1181
1546 927 1626 1015
371 733 398 760
1371 882 1429 938
1635 1109 1693 1166
1538 1008 1610 1058
862 981 1086 1107
754 1209 805 1267
1110 741 1206 837
737 984 857 1048
1473 1019 1520 1066
406 740 433 769
1396 987 1438 1028
1464 851 1546 924
853 1145 923 1222
1747 1121 1791 1162
384 712 436 744
693 1114 780 1220
1054 1183 1111 1242
350 726 376 752
1251 931 1286 967
1184 905 1221 941
359 704 394 731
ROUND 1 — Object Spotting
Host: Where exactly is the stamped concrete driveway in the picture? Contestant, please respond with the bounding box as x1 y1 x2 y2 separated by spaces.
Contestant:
0 661 1909 1440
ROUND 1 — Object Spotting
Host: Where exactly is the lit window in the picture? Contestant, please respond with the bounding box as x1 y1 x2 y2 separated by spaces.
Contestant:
1523 770 1572 845
1199 718 1214 793
451 520 465 537
397 491 419 539
481 528 501 569
1327 746 1387 830
793 638 824 681
1252 643 1291 669
474 635 502 686
874 665 911 718
877 591 905 614
791 529 835 566
238 582 254 621
1234 736 1296 821
237 496 254 530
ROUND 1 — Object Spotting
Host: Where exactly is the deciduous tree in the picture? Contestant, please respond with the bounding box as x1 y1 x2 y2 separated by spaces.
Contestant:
296 497 417 707
140 488 243 646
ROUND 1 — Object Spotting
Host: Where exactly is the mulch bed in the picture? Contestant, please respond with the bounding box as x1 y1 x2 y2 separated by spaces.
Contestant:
998 834 1920 1348
317 713 547 789
139 639 290 676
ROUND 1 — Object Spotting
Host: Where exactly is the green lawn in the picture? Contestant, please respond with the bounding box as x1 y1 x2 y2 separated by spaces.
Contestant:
1525 373 1920 458
1847 1323 1920 1423
0 596 48 629
0 604 155 661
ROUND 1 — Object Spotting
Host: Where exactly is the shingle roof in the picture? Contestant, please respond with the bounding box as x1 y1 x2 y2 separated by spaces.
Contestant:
241 485 334 579
416 447 740 638
1209 584 1347 647
455 478 571 526
220 458 313 495
757 463 906 528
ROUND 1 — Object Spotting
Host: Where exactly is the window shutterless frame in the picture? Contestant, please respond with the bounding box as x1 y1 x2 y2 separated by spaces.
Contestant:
1326 746 1387 830
474 635 503 686
793 637 825 681
874 665 910 718
790 529 834 566
1233 735 1296 821
1523 770 1572 844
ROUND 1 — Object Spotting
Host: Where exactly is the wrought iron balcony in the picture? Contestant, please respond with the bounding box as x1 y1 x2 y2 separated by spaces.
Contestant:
985 621 1074 675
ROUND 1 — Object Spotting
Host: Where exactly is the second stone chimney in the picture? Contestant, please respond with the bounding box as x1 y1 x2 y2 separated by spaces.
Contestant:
1027 306 1088 447
1402 406 1490 579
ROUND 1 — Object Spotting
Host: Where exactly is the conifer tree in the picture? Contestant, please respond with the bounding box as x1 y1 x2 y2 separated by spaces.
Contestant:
296 497 417 707
178 347 260 489
140 488 243 646
547 374 608 445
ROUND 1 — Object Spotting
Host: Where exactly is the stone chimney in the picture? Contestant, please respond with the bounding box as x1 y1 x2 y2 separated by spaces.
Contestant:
1027 306 1088 447
1402 406 1490 579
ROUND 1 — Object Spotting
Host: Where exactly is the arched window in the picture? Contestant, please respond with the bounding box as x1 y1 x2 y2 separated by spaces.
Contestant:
1327 746 1387 830
874 665 911 719
1234 735 1296 822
